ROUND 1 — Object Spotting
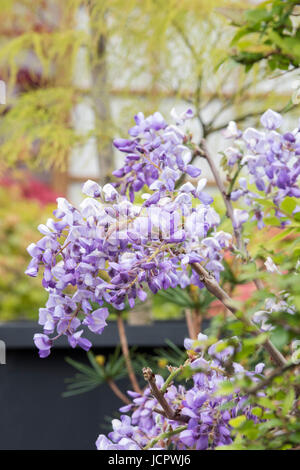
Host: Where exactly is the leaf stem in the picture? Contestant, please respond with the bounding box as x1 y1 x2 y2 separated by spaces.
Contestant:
161 367 182 394
143 425 187 450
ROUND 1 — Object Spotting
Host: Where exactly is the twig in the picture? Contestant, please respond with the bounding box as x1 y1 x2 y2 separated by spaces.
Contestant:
143 367 189 423
172 21 199 63
253 278 265 290
191 262 287 368
117 313 142 394
198 139 265 292
107 378 131 405
197 139 244 253
161 367 182 394
207 102 297 135
248 362 299 395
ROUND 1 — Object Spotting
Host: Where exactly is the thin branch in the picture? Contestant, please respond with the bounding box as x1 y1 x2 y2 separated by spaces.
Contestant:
117 313 142 394
207 109 266 134
107 378 131 405
197 139 245 252
191 262 287 367
196 140 293 359
248 362 299 395
197 139 265 291
172 21 199 63
208 102 297 135
205 81 252 130
161 367 182 394
143 367 189 423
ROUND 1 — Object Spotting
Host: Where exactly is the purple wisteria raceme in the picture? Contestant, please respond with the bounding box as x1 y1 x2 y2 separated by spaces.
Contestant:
25 185 229 357
96 336 264 450
224 109 300 229
112 109 206 202
26 110 233 357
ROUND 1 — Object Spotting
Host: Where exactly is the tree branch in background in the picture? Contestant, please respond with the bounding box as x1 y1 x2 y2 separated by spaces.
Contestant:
185 308 197 339
117 313 142 394
207 103 297 135
107 378 131 405
90 20 114 184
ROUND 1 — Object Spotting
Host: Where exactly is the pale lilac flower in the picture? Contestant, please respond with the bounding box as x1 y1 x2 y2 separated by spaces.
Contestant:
260 109 282 130
233 209 249 229
96 338 264 450
264 257 281 274
82 180 102 198
225 111 300 229
33 334 52 358
170 107 194 124
83 308 109 334
223 121 241 139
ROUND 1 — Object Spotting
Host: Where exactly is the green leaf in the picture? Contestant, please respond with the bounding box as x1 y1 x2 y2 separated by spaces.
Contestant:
258 397 277 410
230 26 258 46
282 388 295 415
251 407 263 418
270 327 289 349
280 197 297 215
215 381 234 396
245 8 272 25
263 216 281 227
269 227 295 243
229 415 246 428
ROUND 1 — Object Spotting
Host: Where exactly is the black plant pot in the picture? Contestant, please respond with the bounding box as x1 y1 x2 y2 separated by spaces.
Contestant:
0 320 208 450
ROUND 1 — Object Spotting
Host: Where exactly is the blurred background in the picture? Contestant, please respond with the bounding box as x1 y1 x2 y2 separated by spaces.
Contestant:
0 0 299 449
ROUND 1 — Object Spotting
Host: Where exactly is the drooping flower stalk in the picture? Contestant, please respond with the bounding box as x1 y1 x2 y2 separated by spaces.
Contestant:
26 110 231 358
223 109 300 229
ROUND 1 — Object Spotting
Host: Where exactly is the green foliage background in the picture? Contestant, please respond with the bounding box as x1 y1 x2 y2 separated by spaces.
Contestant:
0 185 54 321
0 0 297 174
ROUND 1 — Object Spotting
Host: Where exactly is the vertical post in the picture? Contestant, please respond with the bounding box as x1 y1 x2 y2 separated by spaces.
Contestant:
0 340 6 365
90 8 114 184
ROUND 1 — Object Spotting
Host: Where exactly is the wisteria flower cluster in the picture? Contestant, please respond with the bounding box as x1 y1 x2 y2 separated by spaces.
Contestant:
112 108 207 201
224 109 300 229
25 106 300 451
26 110 233 357
96 335 264 450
